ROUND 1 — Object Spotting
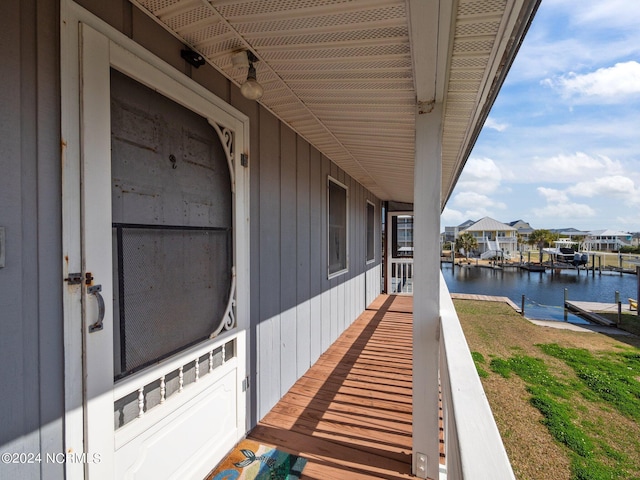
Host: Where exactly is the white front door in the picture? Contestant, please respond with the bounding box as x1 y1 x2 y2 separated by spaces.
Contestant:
62 7 250 478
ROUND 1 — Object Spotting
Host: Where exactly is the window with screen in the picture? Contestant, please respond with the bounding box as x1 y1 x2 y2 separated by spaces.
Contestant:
328 178 348 276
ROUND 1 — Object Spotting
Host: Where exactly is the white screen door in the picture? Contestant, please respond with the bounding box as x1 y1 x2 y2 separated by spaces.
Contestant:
69 18 250 479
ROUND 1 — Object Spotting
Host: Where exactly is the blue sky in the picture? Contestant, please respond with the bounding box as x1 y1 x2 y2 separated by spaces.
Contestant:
441 0 640 233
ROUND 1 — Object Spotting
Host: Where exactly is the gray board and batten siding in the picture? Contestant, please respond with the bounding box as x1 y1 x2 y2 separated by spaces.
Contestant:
0 0 382 471
0 0 65 479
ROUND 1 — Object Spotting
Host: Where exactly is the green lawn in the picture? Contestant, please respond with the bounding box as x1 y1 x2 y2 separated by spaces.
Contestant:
456 299 640 480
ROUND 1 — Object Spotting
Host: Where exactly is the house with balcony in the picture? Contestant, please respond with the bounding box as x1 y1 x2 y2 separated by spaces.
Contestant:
459 217 518 258
1 1 539 479
584 230 633 252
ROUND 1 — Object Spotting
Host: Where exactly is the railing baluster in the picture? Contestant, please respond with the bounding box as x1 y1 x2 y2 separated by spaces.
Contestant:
390 258 414 295
137 387 145 418
160 375 166 404
114 339 236 431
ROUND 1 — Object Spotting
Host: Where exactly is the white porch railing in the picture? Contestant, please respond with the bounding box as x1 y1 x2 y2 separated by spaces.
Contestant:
389 258 414 294
438 276 515 479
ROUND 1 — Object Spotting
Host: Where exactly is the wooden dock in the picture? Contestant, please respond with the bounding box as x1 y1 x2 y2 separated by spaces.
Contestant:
450 293 522 314
520 264 545 272
564 301 618 326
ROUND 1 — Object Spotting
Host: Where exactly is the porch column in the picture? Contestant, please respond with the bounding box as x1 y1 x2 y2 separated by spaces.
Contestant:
412 102 443 479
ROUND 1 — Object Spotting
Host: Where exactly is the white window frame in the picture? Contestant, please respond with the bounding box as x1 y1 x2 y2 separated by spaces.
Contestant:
366 200 376 264
327 176 349 278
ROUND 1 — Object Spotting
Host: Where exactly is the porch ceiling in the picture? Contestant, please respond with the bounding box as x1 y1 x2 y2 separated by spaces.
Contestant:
132 0 538 207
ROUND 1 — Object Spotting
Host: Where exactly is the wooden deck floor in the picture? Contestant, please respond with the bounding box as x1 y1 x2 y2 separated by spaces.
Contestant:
247 294 417 479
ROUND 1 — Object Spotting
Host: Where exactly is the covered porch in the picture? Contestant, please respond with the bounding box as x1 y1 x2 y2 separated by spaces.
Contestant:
209 289 510 479
0 0 541 478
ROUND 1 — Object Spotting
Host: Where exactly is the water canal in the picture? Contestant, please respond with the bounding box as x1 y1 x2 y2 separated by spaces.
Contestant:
441 263 639 323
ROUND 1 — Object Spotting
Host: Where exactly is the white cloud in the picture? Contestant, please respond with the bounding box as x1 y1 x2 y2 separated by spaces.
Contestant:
483 117 508 132
537 187 568 203
566 175 635 198
456 157 502 194
507 0 640 86
531 152 623 180
530 174 640 228
443 158 508 226
544 61 640 102
453 191 504 209
531 202 596 220
441 207 466 227
565 0 640 30
533 180 597 223
450 191 506 221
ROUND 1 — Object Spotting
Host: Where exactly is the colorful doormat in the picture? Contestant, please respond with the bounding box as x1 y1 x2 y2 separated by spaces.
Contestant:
208 439 307 480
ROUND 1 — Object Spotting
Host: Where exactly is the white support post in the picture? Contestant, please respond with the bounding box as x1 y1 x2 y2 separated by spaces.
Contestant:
412 103 443 479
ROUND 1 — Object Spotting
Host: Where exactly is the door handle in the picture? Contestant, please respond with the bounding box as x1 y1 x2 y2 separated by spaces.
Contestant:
88 284 105 333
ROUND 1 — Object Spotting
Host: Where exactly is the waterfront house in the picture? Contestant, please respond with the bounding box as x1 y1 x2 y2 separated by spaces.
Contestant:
460 217 518 257
585 230 633 252
0 1 539 479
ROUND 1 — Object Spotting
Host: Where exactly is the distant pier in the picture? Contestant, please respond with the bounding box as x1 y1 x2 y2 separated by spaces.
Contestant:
442 258 639 276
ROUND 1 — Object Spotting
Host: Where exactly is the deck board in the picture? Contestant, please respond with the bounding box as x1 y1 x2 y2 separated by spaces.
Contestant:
205 294 443 480
250 294 417 479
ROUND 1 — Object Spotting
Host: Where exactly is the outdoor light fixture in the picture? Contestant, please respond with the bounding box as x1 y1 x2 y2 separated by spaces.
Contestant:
233 50 263 101
181 48 205 68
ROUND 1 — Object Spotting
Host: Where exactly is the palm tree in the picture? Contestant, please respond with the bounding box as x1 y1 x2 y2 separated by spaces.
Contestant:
455 232 478 261
528 229 558 263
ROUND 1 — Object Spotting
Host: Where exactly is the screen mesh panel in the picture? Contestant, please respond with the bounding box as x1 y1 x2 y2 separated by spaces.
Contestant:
113 225 231 377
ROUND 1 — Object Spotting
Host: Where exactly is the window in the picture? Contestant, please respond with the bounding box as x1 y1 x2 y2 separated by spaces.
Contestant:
366 201 375 263
392 214 413 258
328 177 348 276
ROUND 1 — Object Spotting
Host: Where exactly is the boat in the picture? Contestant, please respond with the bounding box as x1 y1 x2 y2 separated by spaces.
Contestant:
558 247 589 266
543 241 589 267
